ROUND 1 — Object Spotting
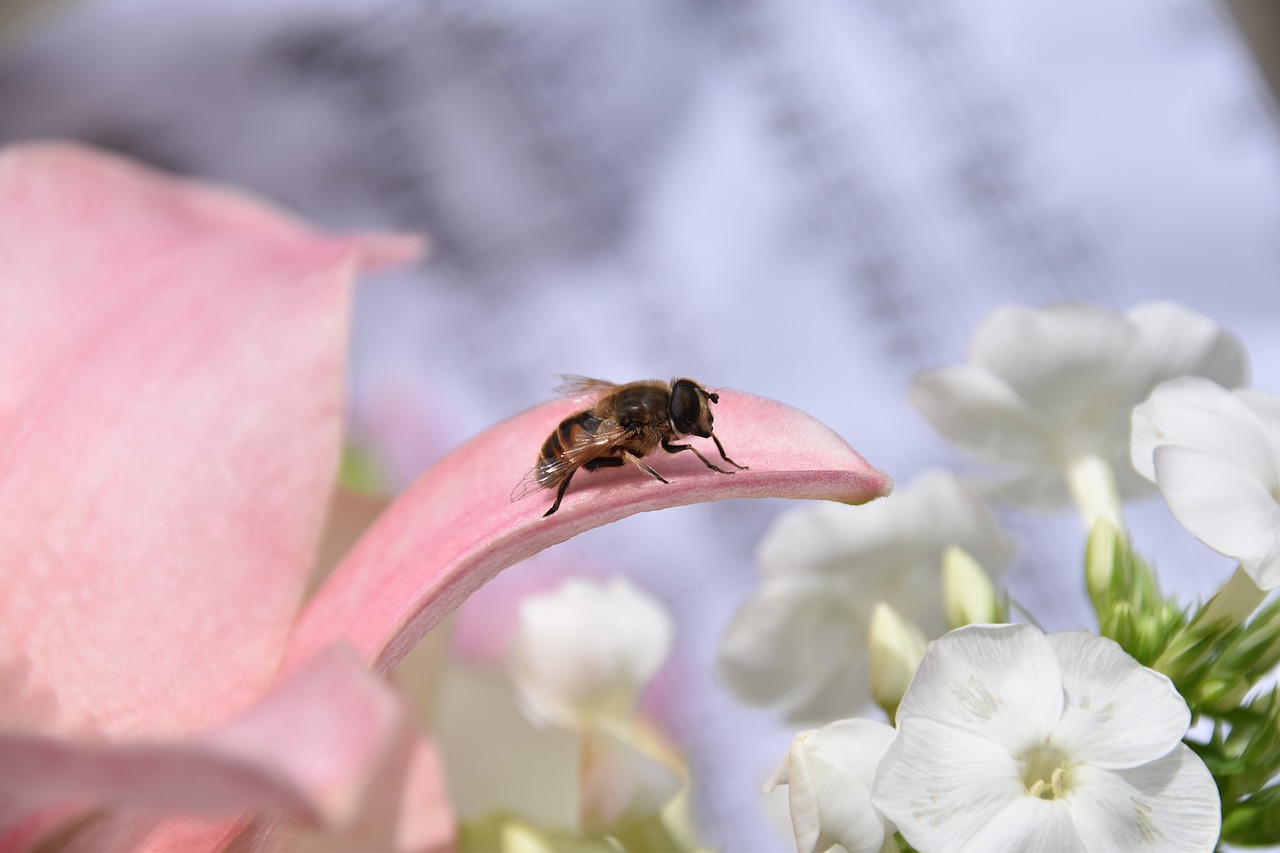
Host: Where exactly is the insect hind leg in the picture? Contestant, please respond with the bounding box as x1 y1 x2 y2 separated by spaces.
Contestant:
543 472 576 517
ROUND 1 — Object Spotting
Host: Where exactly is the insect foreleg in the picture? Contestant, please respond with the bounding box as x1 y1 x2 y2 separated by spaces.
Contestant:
711 433 748 469
661 438 738 474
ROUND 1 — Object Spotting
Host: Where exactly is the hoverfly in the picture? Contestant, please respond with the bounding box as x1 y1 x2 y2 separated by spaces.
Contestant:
512 376 747 517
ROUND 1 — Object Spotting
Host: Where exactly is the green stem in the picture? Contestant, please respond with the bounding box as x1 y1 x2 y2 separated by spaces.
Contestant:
610 816 683 853
1200 567 1266 627
1064 452 1124 533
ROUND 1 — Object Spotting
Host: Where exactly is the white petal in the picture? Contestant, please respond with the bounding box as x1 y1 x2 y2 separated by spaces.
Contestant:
982 466 1074 508
963 798 1084 853
757 470 1015 582
985 453 1155 506
768 720 896 853
1045 633 1189 768
758 470 1017 593
1248 543 1280 591
715 575 872 722
733 473 1016 723
896 624 1064 755
1131 377 1280 486
1130 396 1165 483
872 716 1028 851
910 364 1057 467
967 303 1153 434
905 471 1021 578
756 498 887 581
1238 388 1280 444
1127 301 1248 388
1153 444 1280 581
510 577 673 728
1069 745 1221 853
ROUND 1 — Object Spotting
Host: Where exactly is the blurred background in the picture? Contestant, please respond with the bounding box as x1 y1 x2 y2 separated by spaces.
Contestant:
3 0 1279 847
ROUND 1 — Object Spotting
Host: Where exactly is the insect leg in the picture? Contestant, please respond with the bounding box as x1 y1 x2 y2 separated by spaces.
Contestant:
620 450 669 483
543 472 576 517
711 433 748 469
661 438 738 474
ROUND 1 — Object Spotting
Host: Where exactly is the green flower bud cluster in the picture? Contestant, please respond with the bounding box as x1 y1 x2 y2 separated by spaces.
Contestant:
1195 688 1280 847
1085 519 1280 847
1085 519 1183 665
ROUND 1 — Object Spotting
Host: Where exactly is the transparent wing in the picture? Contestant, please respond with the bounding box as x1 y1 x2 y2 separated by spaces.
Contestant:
551 375 617 397
510 420 629 502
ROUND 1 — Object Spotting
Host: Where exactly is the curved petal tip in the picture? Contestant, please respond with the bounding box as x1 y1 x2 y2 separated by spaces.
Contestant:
287 390 891 674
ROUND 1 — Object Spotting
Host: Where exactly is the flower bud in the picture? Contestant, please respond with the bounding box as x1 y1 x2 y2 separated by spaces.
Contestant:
1193 677 1252 714
869 603 928 720
765 719 896 853
509 577 673 729
942 545 1003 629
1085 516 1125 614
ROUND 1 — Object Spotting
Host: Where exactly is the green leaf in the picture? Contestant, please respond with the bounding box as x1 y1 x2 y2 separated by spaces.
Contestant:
1223 785 1280 846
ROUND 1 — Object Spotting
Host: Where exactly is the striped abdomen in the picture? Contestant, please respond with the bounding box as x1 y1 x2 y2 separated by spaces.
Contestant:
536 411 604 485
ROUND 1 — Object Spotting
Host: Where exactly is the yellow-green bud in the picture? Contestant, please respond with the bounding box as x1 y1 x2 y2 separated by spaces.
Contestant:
1085 516 1122 613
869 603 928 720
942 545 1003 629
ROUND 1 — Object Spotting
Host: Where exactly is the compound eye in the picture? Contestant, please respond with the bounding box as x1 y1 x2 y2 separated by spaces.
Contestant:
670 381 703 435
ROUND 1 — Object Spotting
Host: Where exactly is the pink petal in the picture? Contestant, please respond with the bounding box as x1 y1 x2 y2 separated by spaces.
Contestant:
276 711 454 853
0 142 420 738
286 390 892 675
61 736 453 853
0 648 410 829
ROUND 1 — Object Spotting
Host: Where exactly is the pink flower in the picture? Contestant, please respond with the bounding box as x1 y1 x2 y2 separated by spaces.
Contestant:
0 142 891 850
0 141 447 851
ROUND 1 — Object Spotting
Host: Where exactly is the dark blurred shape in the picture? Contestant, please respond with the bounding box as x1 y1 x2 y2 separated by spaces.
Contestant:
0 0 73 52
1224 0 1280 118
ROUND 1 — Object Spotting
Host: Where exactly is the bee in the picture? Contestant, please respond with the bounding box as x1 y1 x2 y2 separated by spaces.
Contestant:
512 375 748 517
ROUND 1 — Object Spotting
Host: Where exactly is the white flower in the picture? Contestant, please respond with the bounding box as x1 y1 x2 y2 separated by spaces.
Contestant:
431 576 685 836
509 576 673 729
716 470 1016 724
432 661 687 837
1132 376 1280 589
766 719 897 853
872 624 1221 853
910 302 1245 525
